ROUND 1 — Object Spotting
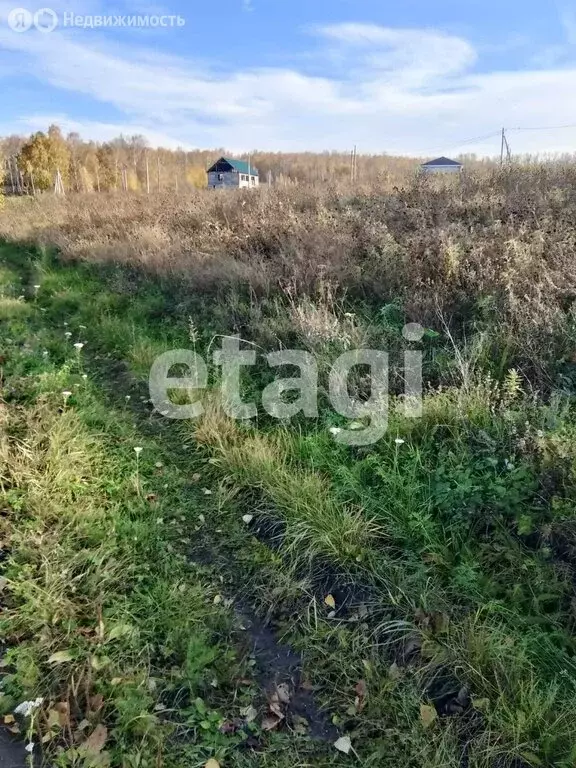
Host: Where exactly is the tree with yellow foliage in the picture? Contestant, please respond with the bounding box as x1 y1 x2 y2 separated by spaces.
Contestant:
186 166 207 189
17 125 70 191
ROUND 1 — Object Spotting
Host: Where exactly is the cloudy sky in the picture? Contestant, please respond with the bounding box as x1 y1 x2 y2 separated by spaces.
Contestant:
1 0 576 157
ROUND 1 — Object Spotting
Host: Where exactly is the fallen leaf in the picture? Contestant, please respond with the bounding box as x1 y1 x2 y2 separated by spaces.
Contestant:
48 650 74 664
242 514 254 524
355 679 367 698
324 594 336 609
420 703 437 729
472 697 490 711
240 705 258 723
275 683 291 704
334 735 352 754
82 723 107 754
268 696 284 719
219 719 241 734
354 679 367 713
89 694 104 714
205 760 220 768
261 714 283 731
53 702 70 727
3 715 15 724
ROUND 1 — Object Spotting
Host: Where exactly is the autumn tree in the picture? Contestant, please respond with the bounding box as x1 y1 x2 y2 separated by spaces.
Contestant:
17 125 70 191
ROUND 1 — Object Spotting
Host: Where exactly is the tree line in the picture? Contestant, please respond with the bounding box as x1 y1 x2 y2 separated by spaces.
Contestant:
1 124 501 194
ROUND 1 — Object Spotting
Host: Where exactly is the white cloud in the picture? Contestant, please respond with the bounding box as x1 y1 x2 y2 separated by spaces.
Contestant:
1 10 576 156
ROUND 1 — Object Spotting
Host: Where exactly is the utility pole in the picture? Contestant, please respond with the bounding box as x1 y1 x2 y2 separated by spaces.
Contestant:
500 128 512 166
145 153 150 194
156 153 161 192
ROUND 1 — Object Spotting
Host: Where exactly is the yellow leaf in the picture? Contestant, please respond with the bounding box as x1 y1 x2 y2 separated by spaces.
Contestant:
205 760 220 768
324 594 336 609
420 703 437 729
48 650 73 664
3 714 14 724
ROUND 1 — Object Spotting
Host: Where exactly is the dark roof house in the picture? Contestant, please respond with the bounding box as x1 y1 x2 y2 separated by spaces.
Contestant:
207 157 259 176
420 156 463 173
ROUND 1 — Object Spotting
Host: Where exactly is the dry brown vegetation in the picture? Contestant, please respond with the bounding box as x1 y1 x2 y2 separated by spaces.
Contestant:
2 165 576 376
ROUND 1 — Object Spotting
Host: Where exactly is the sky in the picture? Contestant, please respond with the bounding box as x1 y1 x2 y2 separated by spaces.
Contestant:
2 0 576 157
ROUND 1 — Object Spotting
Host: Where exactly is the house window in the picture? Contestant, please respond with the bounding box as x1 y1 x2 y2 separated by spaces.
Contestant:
217 173 223 181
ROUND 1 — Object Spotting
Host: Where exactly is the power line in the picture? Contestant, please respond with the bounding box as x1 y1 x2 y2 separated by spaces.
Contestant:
511 122 576 132
414 130 502 157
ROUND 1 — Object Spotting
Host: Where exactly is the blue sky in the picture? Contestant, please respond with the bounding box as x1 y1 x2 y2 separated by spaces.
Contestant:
2 0 576 156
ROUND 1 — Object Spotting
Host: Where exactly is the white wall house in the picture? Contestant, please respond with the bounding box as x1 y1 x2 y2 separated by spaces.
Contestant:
207 157 260 189
420 157 463 174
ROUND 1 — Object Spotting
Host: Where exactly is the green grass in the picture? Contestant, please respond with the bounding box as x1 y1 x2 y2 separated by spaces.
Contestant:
2 242 576 767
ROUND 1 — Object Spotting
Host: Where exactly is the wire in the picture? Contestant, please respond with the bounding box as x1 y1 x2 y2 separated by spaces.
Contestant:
511 123 576 132
413 130 502 157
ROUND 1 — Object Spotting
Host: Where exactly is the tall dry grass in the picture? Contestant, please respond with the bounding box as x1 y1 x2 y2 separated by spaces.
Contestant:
1 165 576 372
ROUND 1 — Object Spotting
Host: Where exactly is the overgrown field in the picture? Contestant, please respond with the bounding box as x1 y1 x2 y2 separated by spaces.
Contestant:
0 166 576 767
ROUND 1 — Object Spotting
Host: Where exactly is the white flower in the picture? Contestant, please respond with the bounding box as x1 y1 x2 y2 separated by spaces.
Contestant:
394 438 405 445
14 698 43 717
73 342 84 351
79 325 86 330
329 427 342 435
203 488 212 496
64 332 72 338
82 374 88 380
25 743 34 753
134 446 143 456
62 391 72 400
537 430 544 438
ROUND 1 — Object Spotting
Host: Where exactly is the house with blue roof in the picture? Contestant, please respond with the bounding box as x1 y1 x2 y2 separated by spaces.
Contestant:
207 157 260 189
419 156 463 174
